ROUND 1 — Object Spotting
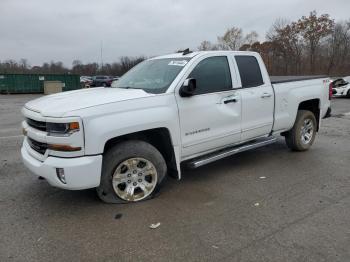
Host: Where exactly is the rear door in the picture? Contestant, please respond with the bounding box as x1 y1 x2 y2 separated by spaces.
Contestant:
234 55 274 141
176 55 242 158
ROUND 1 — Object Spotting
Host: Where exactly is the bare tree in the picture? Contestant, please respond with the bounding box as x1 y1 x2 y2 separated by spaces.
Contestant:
266 18 304 74
19 58 29 72
244 31 259 45
266 18 289 41
120 56 145 74
326 21 350 74
72 60 82 67
217 27 243 50
198 40 218 51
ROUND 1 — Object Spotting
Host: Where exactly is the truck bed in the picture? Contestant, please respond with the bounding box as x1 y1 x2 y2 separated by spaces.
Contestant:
271 76 330 133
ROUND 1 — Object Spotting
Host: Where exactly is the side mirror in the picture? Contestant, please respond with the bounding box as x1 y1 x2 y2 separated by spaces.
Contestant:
179 78 196 97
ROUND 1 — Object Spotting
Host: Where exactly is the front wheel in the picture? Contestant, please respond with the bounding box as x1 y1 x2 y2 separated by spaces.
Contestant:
285 110 317 151
97 140 167 203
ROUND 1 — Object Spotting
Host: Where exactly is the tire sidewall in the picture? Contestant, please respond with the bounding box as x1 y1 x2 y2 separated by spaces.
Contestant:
294 110 317 151
97 140 167 203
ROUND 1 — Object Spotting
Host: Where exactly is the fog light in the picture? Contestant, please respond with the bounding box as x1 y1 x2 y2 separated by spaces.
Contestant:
56 168 66 184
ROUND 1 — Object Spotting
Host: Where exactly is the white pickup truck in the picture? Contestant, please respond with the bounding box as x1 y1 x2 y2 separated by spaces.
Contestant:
21 51 332 203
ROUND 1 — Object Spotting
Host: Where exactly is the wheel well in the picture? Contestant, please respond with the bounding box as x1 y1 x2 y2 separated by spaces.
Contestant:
103 128 178 178
298 99 320 131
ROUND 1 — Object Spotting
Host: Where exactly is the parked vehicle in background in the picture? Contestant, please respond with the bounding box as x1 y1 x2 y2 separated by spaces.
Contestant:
80 76 93 88
332 77 350 97
21 50 332 204
81 76 92 80
91 76 113 87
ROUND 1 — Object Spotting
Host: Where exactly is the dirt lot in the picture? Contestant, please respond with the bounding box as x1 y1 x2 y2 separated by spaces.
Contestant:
0 95 349 262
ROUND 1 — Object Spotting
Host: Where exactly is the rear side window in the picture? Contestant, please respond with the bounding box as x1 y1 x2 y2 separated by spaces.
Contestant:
189 56 232 95
235 56 264 88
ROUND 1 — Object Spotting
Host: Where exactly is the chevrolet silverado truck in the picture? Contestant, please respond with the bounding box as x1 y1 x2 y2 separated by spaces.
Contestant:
21 50 332 203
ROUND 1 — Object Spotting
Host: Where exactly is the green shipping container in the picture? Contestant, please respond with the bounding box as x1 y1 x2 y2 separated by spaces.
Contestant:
0 74 81 94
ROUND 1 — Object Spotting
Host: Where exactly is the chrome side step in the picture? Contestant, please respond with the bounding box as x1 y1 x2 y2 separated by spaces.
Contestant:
186 136 277 168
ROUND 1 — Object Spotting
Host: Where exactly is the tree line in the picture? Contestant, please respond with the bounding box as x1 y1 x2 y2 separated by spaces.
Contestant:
1 11 349 77
0 56 145 76
199 11 350 76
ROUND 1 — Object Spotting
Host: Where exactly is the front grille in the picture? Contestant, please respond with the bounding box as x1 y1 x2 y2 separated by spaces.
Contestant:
26 118 46 132
27 137 48 155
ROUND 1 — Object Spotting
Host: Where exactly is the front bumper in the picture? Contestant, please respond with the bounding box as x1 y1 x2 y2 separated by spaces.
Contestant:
21 145 102 190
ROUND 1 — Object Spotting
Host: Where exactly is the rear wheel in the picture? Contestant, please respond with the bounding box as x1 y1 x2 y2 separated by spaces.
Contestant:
97 140 167 203
347 89 350 98
285 110 317 151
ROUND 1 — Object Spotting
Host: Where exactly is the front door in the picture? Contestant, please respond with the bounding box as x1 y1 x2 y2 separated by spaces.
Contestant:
176 56 242 158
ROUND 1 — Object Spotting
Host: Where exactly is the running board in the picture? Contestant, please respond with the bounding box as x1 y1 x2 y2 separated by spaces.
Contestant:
185 136 277 168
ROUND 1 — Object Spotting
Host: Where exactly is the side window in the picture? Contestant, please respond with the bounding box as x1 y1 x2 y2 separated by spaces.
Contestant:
235 56 264 88
189 56 232 95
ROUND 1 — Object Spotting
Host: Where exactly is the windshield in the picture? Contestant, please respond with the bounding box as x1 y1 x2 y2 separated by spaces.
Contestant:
113 58 190 94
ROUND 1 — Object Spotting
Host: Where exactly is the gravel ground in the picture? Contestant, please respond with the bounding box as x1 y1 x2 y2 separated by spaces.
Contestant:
0 94 349 262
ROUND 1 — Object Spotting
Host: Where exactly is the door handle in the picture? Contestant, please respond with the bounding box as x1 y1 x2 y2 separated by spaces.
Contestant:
222 95 239 104
216 95 239 105
224 98 238 104
261 93 272 98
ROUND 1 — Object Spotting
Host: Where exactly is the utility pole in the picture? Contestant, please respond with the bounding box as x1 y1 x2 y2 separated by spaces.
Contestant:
100 40 103 70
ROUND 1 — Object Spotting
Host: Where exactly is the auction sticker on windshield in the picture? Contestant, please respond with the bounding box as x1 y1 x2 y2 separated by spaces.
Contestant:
168 60 188 66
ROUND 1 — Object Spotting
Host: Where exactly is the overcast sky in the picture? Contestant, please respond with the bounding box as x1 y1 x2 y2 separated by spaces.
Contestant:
1 0 349 66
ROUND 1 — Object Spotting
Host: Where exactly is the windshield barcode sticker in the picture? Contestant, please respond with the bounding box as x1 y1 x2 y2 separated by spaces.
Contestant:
168 60 188 67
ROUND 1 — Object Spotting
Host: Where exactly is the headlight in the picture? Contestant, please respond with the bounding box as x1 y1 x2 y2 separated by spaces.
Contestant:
46 122 80 136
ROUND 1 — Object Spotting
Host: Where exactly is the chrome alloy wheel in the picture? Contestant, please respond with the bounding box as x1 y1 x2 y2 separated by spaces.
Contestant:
300 118 314 145
112 157 158 202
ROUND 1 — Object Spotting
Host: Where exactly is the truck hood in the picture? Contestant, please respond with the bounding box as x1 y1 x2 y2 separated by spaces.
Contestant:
25 87 153 117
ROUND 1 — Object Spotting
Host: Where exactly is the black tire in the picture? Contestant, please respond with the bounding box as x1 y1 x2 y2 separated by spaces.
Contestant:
347 89 350 98
285 110 317 151
102 83 107 87
97 140 167 204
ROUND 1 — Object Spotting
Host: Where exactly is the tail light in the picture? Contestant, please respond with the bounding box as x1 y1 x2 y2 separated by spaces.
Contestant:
329 82 333 100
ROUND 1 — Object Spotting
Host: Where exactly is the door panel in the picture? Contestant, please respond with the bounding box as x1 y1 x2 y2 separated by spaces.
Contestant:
233 55 274 141
177 90 241 158
240 85 274 140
